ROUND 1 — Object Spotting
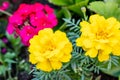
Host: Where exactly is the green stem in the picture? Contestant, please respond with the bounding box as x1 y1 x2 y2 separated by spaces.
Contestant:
119 75 120 80
8 70 12 80
0 9 12 16
8 63 12 80
83 12 86 20
81 7 88 21
3 72 6 80
59 22 67 31
16 58 19 77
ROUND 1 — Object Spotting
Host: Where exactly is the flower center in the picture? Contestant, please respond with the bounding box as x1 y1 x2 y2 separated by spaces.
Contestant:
47 44 56 51
42 40 57 58
45 41 56 52
96 30 108 40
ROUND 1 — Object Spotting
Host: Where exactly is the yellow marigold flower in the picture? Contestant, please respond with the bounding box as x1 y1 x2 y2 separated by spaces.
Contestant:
28 28 72 72
76 14 120 62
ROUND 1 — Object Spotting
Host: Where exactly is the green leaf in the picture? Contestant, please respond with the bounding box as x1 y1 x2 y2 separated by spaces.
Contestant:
100 56 120 77
101 66 120 77
88 1 120 21
12 37 22 47
0 19 7 34
48 0 73 6
0 53 3 63
4 58 15 63
4 52 15 59
88 1 105 15
5 32 22 47
105 0 120 4
55 8 71 31
0 65 7 75
0 40 6 47
67 0 89 15
62 73 71 80
75 0 84 3
5 32 14 42
62 7 71 19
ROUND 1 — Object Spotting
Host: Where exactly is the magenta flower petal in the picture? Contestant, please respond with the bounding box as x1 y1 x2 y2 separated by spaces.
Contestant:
44 5 54 14
7 3 58 46
2 1 10 10
7 24 14 34
19 26 35 46
2 37 8 43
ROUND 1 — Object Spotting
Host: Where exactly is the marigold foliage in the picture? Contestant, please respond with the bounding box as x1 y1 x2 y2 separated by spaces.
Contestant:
76 14 120 62
28 28 72 72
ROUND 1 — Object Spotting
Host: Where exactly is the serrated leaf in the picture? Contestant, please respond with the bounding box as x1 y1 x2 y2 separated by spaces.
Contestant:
71 62 77 73
88 1 105 15
105 0 120 4
48 0 73 6
63 73 71 80
88 1 120 21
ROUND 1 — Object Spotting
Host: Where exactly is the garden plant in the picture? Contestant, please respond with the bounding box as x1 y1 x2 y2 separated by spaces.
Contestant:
0 0 120 80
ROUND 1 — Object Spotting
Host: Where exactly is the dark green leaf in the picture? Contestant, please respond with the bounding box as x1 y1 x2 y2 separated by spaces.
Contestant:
0 19 7 34
62 7 71 19
67 0 89 15
48 0 73 6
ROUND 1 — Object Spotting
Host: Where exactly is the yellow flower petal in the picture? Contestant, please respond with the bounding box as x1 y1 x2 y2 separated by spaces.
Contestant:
50 61 62 70
98 51 110 62
36 60 52 72
28 28 72 72
29 54 37 64
112 44 120 56
60 54 72 62
76 37 84 47
83 39 94 48
76 14 120 61
85 48 98 58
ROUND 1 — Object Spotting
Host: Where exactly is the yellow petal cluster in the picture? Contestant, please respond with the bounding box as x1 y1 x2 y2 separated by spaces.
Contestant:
28 28 72 72
76 14 120 62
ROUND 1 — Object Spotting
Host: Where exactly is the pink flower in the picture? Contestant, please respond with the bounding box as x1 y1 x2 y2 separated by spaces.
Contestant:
0 1 10 10
19 26 36 46
7 24 14 34
2 37 8 43
32 3 44 12
2 1 10 10
9 14 23 25
0 6 6 10
44 5 54 14
1 48 7 54
16 4 31 17
30 11 45 26
7 3 58 46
